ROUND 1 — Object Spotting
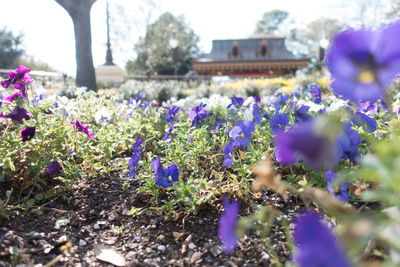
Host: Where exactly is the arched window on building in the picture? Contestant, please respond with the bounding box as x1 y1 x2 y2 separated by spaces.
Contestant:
229 41 241 59
258 41 270 58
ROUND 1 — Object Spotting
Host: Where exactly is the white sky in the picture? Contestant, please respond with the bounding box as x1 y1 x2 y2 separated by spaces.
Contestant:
0 0 393 76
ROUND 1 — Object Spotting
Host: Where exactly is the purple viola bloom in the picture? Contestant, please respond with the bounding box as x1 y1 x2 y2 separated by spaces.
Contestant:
1 65 31 89
0 106 31 124
46 161 62 174
336 122 361 164
210 117 225 133
253 96 261 104
129 151 141 178
293 211 351 267
352 112 377 133
218 197 240 255
229 120 255 147
71 119 93 139
188 103 207 128
223 139 235 167
151 157 179 188
325 171 349 202
327 22 400 102
293 105 312 123
163 119 179 140
253 104 262 125
270 113 289 134
357 101 377 115
20 126 36 142
230 96 244 109
133 135 145 152
166 106 180 122
274 94 290 111
308 83 322 104
275 120 339 171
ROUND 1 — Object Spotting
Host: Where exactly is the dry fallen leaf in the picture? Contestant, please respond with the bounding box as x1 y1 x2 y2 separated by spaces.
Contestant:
94 244 126 266
173 231 185 241
252 159 287 198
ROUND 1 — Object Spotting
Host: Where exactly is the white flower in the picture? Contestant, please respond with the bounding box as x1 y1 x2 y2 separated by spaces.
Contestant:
95 107 111 126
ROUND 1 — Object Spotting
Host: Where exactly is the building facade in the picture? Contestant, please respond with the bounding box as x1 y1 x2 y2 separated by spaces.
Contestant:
192 37 309 76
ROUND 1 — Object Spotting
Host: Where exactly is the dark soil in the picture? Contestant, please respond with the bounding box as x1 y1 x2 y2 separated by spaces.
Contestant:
0 169 305 267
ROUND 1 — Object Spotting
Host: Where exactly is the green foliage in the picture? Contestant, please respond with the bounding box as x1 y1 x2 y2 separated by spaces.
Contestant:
0 28 24 69
254 10 289 35
126 12 200 76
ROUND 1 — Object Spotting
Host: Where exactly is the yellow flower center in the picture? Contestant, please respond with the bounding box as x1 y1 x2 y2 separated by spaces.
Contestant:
358 70 375 84
334 188 340 194
229 153 232 158
241 133 245 138
168 176 172 182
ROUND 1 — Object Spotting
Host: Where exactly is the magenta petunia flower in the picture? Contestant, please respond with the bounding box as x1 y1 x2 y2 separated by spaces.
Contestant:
1 65 31 89
327 22 400 102
218 197 240 254
20 126 36 142
0 106 31 124
71 119 93 139
293 211 351 267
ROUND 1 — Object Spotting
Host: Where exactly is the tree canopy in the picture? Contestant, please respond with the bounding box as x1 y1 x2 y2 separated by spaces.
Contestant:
0 28 24 69
127 12 200 76
254 10 289 35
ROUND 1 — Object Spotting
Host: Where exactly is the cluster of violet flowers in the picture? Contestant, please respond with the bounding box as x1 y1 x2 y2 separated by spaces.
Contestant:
217 21 400 266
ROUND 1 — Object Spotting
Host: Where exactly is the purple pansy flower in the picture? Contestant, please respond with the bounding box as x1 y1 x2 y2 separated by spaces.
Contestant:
293 105 312 123
46 161 62 174
270 113 290 134
71 119 93 139
129 151 141 178
223 139 235 167
336 122 361 164
20 126 36 142
327 22 400 102
0 106 31 124
274 94 290 111
252 104 262 125
133 135 145 152
151 157 179 188
4 91 23 105
166 106 180 122
163 119 179 140
218 197 240 255
230 96 244 109
253 96 261 104
229 120 255 147
308 83 322 104
325 171 349 202
293 211 351 267
275 119 339 171
210 117 225 133
352 112 377 133
188 103 207 128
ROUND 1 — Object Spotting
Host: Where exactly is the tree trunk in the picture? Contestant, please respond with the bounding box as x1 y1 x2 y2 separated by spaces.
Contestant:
55 0 97 91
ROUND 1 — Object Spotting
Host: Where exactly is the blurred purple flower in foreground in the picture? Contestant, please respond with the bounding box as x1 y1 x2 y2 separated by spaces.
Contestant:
325 170 349 202
21 126 36 142
151 157 179 188
71 119 93 139
218 197 240 254
275 119 339 170
294 211 351 267
46 161 62 174
327 21 400 102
